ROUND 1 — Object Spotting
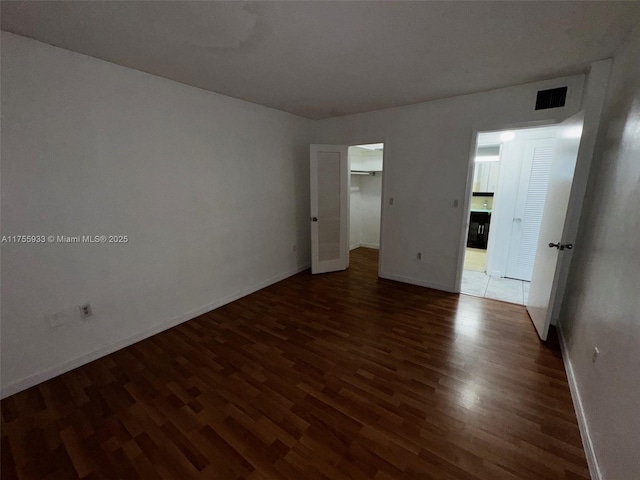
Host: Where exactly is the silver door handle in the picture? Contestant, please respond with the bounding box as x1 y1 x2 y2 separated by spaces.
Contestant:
549 242 573 251
513 218 522 222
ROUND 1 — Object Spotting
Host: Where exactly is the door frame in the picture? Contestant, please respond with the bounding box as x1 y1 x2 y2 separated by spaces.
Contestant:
455 60 611 331
455 121 561 293
346 137 388 278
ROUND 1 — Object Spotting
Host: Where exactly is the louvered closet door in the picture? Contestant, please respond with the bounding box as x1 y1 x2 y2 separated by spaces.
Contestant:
504 138 557 281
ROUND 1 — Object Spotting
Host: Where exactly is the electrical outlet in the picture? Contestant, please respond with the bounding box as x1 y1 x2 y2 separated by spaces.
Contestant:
292 244 297 252
592 347 600 363
389 197 394 205
417 252 423 261
453 199 459 208
80 303 92 319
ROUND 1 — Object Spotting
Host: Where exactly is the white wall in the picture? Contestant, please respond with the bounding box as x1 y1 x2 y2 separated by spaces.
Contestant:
350 148 383 172
349 175 363 249
316 74 586 291
350 174 382 250
559 29 640 480
357 173 382 248
0 33 314 396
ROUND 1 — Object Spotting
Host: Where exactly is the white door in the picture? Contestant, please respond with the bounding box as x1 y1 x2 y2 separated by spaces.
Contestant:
527 114 584 340
505 138 557 281
310 145 349 274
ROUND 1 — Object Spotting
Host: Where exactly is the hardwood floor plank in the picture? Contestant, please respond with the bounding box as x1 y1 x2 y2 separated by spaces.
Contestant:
1 248 589 479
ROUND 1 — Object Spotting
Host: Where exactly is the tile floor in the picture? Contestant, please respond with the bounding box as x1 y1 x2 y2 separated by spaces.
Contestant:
461 269 530 305
463 248 487 272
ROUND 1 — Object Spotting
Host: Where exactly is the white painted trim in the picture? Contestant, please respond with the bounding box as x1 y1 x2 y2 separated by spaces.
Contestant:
379 271 456 293
377 141 387 279
454 128 482 293
1 263 311 399
350 243 380 251
557 322 602 480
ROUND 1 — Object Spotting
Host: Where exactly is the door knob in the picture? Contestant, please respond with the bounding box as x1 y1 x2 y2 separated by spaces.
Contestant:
549 242 573 250
311 217 318 222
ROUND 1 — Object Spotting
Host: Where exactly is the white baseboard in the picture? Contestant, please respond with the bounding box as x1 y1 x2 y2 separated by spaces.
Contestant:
379 271 456 293
557 322 602 480
1 263 311 399
350 243 380 251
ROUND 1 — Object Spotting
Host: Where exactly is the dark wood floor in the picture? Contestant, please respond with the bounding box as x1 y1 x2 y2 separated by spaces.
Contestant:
1 248 589 479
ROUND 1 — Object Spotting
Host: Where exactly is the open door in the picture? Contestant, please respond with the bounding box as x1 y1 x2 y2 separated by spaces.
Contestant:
526 113 584 340
310 144 349 274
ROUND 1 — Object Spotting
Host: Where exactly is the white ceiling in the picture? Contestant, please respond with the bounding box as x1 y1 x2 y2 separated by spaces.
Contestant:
2 1 639 119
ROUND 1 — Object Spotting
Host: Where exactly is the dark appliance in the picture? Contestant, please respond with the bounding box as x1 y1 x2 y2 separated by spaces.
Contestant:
467 212 491 249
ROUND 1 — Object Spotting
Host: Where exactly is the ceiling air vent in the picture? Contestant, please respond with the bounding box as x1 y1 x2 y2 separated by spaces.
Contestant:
535 87 568 110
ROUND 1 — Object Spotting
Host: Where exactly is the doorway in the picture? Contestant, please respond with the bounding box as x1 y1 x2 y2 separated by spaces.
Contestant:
348 143 384 268
461 125 562 304
309 142 384 276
